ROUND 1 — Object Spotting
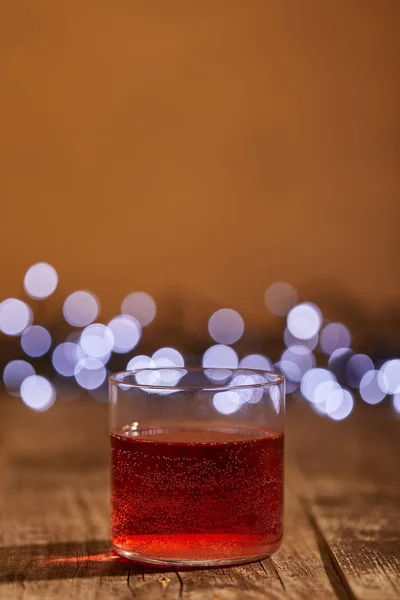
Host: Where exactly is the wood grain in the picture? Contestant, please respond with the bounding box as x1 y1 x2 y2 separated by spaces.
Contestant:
0 396 399 599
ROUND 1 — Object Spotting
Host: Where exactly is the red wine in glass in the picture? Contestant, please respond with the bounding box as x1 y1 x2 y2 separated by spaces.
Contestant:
111 426 284 565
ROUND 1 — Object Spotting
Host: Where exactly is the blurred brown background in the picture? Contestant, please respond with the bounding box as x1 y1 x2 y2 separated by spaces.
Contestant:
1 0 398 326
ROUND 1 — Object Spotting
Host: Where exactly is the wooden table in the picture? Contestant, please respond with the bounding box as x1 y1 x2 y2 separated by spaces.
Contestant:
0 395 399 599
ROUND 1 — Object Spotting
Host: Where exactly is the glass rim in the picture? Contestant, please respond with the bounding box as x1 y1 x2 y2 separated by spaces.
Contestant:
109 366 285 392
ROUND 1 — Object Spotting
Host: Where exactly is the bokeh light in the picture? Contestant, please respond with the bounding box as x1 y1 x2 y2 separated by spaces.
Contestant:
328 348 353 381
145 367 188 394
379 360 400 394
213 390 241 415
326 388 354 421
20 375 56 411
3 360 35 396
21 326 52 358
79 324 114 360
157 368 187 387
202 345 239 377
393 394 400 415
346 354 374 388
301 368 336 403
208 309 244 345
264 282 297 316
121 292 156 326
204 368 232 384
359 370 387 404
152 348 185 367
312 379 341 408
279 346 315 382
287 302 322 340
230 373 265 404
108 315 141 354
0 299 32 336
134 368 161 387
52 342 85 377
63 291 99 327
284 327 318 351
320 323 351 355
74 357 107 390
239 354 273 371
127 355 156 370
23 262 58 300
229 375 253 403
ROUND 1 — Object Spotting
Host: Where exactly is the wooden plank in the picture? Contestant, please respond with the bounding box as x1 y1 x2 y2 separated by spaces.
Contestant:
1 396 399 599
177 561 284 600
270 470 347 600
288 401 400 600
309 492 400 600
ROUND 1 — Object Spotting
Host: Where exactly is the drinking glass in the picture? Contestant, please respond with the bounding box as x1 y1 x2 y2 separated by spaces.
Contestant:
109 366 285 566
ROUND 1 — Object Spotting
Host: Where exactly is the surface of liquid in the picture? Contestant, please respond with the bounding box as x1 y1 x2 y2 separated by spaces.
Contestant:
111 426 284 564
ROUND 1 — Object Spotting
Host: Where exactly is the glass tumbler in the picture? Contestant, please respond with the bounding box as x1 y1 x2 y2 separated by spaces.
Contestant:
109 367 285 567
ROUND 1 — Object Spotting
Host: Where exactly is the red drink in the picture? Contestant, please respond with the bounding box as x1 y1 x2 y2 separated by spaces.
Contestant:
111 426 284 565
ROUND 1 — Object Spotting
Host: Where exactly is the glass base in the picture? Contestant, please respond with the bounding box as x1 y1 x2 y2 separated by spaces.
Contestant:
112 534 282 567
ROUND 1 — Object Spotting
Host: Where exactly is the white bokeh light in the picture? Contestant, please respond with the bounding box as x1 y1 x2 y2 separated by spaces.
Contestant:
208 309 245 345
63 291 99 327
213 390 241 415
23 263 58 300
3 360 35 396
152 348 185 367
320 323 351 355
239 354 273 371
346 354 374 388
327 389 354 421
74 357 106 390
287 302 322 340
379 360 400 394
52 342 85 377
284 327 318 351
325 387 346 413
204 368 232 384
279 346 315 382
148 367 188 395
393 394 400 415
158 368 187 386
264 282 297 316
230 374 265 404
20 375 56 411
360 370 387 404
0 299 32 336
108 315 141 354
135 368 161 387
127 355 156 371
229 375 253 403
21 326 52 358
80 324 114 360
202 345 239 379
312 379 341 407
121 291 156 326
301 368 336 402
